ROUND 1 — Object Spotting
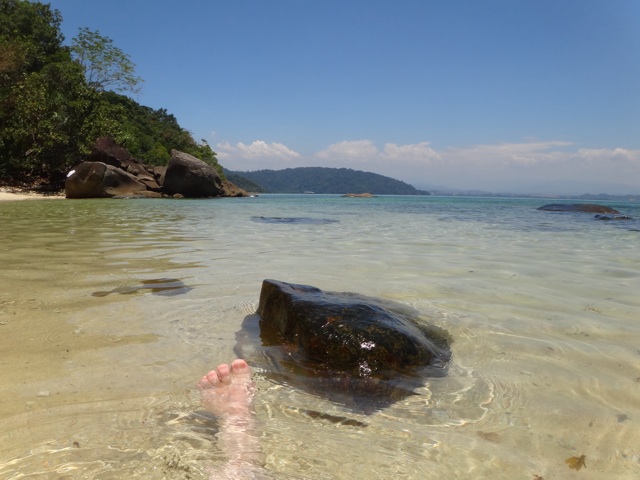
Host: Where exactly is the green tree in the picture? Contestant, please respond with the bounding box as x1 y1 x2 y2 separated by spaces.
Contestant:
2 59 85 174
0 0 223 184
0 0 79 178
71 27 142 94
0 0 63 73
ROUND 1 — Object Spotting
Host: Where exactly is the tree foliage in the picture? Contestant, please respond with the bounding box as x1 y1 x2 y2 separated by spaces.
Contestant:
224 169 265 193
0 0 80 176
71 27 142 94
0 0 220 184
94 91 222 176
0 0 63 73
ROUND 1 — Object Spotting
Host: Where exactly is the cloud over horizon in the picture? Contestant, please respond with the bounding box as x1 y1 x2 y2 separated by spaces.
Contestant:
215 138 640 195
216 140 301 170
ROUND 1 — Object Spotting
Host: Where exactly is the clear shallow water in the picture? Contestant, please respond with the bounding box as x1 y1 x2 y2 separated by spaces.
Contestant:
0 195 639 479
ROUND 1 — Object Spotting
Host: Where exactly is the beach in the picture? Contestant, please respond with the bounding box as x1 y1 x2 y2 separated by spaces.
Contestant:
0 187 64 201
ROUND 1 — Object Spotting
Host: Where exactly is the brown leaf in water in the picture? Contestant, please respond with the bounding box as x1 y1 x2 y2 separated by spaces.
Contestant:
477 431 501 443
616 413 630 423
533 475 544 480
565 454 587 470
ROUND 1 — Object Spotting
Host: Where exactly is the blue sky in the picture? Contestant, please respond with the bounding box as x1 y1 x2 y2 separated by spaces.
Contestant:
48 0 640 194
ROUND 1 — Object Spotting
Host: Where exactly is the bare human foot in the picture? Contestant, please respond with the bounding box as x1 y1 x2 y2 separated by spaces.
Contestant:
198 359 264 478
198 359 255 420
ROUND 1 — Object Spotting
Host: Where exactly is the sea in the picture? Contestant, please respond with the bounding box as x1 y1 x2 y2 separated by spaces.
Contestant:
0 194 638 479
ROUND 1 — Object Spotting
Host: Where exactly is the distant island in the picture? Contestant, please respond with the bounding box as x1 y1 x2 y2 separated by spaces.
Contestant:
225 167 430 195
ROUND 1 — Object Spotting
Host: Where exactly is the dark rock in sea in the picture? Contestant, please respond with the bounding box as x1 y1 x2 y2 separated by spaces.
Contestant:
235 279 451 413
538 203 620 214
160 150 223 198
342 193 375 198
594 214 632 221
251 216 338 224
65 161 148 198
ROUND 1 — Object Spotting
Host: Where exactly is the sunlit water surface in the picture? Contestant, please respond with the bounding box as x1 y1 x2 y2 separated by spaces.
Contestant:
0 195 639 479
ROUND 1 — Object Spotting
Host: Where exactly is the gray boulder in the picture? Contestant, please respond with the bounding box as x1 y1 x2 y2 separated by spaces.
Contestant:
65 162 148 199
161 150 223 197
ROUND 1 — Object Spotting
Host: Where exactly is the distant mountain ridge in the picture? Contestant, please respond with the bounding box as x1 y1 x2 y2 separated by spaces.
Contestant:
225 167 430 195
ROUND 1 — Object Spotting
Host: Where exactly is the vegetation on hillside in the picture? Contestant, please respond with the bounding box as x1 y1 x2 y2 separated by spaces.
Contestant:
0 0 221 186
227 167 430 195
224 170 265 193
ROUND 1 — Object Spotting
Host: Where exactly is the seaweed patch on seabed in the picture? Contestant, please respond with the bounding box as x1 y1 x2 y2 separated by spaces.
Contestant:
91 278 193 297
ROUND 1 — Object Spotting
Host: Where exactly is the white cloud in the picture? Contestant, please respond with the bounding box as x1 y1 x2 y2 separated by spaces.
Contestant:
315 140 378 161
215 140 301 170
217 140 301 160
433 142 640 193
382 142 441 164
443 142 640 173
444 141 574 167
575 147 640 167
315 140 441 165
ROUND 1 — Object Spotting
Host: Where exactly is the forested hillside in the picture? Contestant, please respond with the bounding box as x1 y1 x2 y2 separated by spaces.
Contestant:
226 167 430 195
0 0 221 186
224 170 266 193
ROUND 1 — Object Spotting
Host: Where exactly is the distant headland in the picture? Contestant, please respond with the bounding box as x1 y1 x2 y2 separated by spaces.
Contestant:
225 167 431 195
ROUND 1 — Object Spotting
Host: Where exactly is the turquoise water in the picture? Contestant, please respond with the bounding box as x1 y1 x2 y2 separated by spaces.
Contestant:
0 195 639 479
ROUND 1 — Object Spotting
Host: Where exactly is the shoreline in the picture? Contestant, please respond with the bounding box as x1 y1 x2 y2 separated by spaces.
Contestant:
0 187 64 201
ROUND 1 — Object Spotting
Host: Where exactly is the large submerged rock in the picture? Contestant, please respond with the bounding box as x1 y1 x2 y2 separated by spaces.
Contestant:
235 279 452 412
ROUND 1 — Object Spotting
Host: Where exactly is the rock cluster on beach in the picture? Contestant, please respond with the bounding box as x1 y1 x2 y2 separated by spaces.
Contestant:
65 137 247 199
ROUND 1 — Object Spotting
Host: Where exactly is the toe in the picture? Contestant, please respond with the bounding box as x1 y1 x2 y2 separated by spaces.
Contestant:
197 369 220 390
216 363 232 384
231 359 251 376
